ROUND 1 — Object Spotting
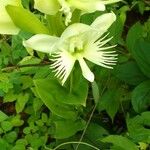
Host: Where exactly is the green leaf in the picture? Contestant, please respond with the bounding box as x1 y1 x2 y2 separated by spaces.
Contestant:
86 123 109 141
15 93 29 113
4 131 17 143
102 135 138 150
0 111 8 122
1 121 13 132
126 22 143 52
0 73 13 93
97 89 120 120
114 61 147 85
11 145 25 150
34 77 88 105
34 79 79 119
109 15 125 44
0 139 10 150
127 112 150 143
54 119 85 139
33 98 43 113
10 115 24 127
132 80 150 113
6 5 49 34
132 40 150 78
4 90 18 102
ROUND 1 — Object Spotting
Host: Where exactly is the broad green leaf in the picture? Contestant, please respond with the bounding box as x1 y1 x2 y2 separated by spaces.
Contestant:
102 135 138 150
86 123 109 141
132 80 150 113
34 78 88 106
126 22 143 52
34 79 78 119
0 111 8 122
127 112 150 143
6 5 49 34
114 61 147 85
132 40 150 78
54 119 85 139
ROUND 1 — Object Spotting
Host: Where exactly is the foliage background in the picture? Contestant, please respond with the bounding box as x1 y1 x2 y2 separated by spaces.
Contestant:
0 0 150 150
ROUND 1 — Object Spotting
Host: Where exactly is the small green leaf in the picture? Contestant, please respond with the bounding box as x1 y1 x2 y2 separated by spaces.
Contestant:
132 80 150 113
11 145 26 150
0 139 10 150
102 135 138 150
4 131 17 143
10 115 24 127
6 5 49 34
1 121 13 132
127 112 150 143
0 111 8 122
15 93 29 113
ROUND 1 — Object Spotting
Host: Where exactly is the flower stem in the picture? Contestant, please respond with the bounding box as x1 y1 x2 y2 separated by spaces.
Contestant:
69 72 73 93
53 141 100 150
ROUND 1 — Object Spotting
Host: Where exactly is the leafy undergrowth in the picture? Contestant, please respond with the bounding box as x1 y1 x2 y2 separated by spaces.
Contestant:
0 0 150 150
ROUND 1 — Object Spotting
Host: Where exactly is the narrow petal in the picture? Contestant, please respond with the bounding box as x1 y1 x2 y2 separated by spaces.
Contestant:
23 34 59 53
61 23 92 40
50 50 76 85
69 0 106 12
91 12 116 37
0 0 21 34
34 0 60 15
78 57 94 82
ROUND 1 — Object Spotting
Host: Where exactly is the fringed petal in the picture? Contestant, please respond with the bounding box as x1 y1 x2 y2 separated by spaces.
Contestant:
50 50 76 85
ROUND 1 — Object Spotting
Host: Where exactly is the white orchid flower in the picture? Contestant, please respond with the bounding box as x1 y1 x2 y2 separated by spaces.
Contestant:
23 13 117 85
0 0 21 34
34 0 121 25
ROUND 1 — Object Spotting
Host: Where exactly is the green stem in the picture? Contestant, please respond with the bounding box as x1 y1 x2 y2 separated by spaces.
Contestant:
69 72 73 93
75 78 111 150
1 62 51 72
53 141 100 150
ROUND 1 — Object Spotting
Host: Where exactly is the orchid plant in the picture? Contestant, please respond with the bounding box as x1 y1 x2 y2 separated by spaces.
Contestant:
23 13 117 85
0 0 123 143
0 0 121 89
0 0 120 85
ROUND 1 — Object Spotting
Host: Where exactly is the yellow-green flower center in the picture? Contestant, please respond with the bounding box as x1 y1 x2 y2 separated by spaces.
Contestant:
68 37 84 55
